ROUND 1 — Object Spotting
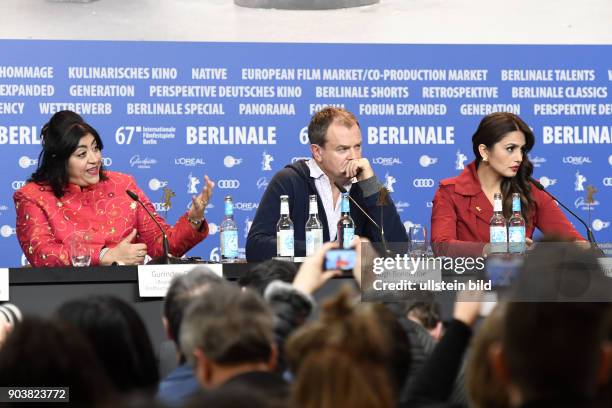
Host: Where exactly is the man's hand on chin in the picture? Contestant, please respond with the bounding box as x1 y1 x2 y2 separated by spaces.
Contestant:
343 158 374 181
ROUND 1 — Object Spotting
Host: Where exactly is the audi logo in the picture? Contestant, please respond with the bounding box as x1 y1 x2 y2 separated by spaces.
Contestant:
217 179 241 189
11 180 26 190
102 157 113 167
603 177 612 187
413 178 435 188
152 202 166 212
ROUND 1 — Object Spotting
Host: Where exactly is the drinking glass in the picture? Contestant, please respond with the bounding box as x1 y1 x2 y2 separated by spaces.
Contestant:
71 231 92 267
408 225 429 257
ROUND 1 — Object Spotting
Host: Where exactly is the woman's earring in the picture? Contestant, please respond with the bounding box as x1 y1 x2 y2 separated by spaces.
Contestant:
483 157 488 162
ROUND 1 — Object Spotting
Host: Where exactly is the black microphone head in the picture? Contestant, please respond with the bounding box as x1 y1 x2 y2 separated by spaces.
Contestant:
126 189 139 201
529 177 545 191
334 180 347 194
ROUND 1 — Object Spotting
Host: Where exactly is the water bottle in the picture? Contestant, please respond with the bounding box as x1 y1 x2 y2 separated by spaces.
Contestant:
337 192 355 249
305 195 323 256
508 193 526 254
220 195 238 263
489 192 508 253
276 195 294 259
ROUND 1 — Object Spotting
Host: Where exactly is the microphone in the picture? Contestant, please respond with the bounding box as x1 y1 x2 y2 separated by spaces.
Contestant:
529 177 602 253
126 189 172 264
333 180 392 256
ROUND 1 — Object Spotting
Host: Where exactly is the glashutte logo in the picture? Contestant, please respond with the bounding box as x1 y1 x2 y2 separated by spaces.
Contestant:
130 155 157 169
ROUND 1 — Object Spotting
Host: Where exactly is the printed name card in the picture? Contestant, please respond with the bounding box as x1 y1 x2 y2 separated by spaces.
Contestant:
137 264 222 297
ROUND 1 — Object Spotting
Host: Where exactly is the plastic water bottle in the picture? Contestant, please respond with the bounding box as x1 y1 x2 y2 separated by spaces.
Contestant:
220 195 238 263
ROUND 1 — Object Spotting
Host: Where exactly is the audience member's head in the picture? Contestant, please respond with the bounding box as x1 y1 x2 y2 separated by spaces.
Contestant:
406 300 443 341
286 286 408 408
237 259 297 295
56 295 159 395
0 316 114 405
512 237 612 302
466 302 510 408
184 383 277 408
491 301 611 406
490 242 612 406
163 267 223 361
180 283 276 389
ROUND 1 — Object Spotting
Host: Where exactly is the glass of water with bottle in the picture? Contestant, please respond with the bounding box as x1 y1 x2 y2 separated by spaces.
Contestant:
220 195 238 263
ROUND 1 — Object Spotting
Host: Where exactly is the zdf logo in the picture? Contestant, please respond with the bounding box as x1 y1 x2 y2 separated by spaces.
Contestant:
224 156 243 168
148 178 168 191
419 155 438 168
18 156 38 169
413 178 435 188
1 225 16 238
217 179 240 189
592 219 609 232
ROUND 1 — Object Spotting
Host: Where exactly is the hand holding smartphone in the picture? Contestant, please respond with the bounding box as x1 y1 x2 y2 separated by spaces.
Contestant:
324 248 357 271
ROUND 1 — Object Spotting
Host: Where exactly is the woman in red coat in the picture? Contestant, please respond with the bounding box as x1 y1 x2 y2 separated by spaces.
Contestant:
14 110 214 267
431 112 583 256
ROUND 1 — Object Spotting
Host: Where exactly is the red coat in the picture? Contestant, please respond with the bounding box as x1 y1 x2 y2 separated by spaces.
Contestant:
14 171 208 267
431 161 583 255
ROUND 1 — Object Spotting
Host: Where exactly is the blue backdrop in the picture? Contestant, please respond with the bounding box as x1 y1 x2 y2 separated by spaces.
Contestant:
1 40 610 266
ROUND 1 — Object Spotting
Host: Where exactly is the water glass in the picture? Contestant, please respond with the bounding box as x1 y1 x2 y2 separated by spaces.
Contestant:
408 225 429 257
70 231 92 267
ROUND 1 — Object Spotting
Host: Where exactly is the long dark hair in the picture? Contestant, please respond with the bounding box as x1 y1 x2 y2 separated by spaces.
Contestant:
55 295 159 395
472 112 535 223
29 110 106 198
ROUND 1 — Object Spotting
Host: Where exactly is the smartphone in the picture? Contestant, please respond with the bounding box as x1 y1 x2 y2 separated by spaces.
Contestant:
324 248 357 271
485 256 523 288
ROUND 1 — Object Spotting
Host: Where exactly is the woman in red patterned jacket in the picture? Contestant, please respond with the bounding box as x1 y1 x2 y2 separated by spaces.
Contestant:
14 110 214 267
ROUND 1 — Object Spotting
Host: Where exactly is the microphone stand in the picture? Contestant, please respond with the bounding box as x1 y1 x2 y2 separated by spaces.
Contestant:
126 189 184 264
529 178 604 255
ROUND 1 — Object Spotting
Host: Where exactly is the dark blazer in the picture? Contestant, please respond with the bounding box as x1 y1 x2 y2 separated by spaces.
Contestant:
431 161 583 255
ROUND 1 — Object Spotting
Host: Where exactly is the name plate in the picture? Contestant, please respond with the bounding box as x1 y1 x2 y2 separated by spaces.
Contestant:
599 258 612 278
137 264 223 297
0 269 8 301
